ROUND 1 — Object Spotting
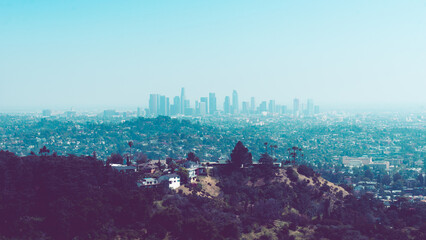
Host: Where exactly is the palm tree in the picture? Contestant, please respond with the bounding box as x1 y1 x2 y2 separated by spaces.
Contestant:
288 146 302 165
39 146 50 156
128 141 133 165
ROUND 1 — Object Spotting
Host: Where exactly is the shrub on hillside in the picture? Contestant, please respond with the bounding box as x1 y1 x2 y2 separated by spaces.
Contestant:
297 164 315 178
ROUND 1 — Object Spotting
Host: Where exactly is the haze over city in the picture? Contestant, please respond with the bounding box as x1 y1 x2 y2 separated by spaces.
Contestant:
1 0 426 112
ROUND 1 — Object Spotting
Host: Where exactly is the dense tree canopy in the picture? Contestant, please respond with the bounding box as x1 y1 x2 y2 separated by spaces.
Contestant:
1 148 425 240
230 141 252 168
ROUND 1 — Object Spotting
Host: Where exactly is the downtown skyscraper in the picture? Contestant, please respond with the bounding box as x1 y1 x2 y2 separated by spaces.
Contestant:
293 98 300 117
209 93 217 115
232 90 239 114
180 88 185 115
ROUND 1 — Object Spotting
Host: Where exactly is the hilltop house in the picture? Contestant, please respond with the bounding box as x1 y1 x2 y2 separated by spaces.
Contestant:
137 177 159 188
158 173 180 189
138 160 168 174
183 161 200 183
110 163 136 173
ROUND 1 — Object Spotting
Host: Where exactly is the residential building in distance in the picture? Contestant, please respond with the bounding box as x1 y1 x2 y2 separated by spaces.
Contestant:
42 109 52 117
342 156 373 168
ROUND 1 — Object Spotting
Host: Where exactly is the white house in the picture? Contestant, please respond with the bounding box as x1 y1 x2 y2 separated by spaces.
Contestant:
183 161 200 183
158 173 181 189
138 177 159 187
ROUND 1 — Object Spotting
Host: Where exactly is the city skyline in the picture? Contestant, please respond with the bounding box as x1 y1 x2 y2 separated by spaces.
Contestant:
146 87 319 117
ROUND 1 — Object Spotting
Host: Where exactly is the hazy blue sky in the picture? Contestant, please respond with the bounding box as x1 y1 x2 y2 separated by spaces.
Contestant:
1 0 425 112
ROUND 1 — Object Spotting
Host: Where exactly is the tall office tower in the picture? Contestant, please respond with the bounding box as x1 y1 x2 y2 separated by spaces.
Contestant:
195 100 200 115
259 101 267 112
293 98 300 117
224 96 231 114
268 100 276 113
184 99 192 115
281 105 287 115
314 105 320 114
200 97 208 114
250 97 255 113
180 88 186 115
157 94 161 114
199 102 207 115
232 90 239 114
137 107 142 117
209 93 217 115
159 95 166 115
173 96 180 115
275 104 281 114
166 97 170 116
149 94 158 116
242 101 249 114
307 99 314 116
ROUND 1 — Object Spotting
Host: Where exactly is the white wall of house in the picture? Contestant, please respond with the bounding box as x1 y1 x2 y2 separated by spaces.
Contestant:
168 176 180 189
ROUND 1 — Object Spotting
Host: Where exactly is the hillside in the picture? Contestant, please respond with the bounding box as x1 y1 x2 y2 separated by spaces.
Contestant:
1 150 425 240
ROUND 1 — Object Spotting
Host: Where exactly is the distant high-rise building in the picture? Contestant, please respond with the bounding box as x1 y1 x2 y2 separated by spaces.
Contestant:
137 107 142 117
268 100 276 113
159 95 166 115
307 99 314 116
281 105 287 115
224 96 231 114
172 96 180 115
293 98 300 117
166 97 170 116
184 99 193 115
250 97 255 113
242 101 249 114
65 111 76 118
199 102 207 115
232 90 239 114
149 94 158 116
259 101 267 112
180 88 186 115
195 100 200 115
103 110 118 118
314 105 320 114
209 93 217 115
184 99 190 115
42 109 52 117
200 97 208 115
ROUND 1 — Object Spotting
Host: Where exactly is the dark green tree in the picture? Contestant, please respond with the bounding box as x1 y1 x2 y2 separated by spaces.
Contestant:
230 141 252 168
39 146 50 156
259 153 274 166
187 152 200 163
108 153 124 164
